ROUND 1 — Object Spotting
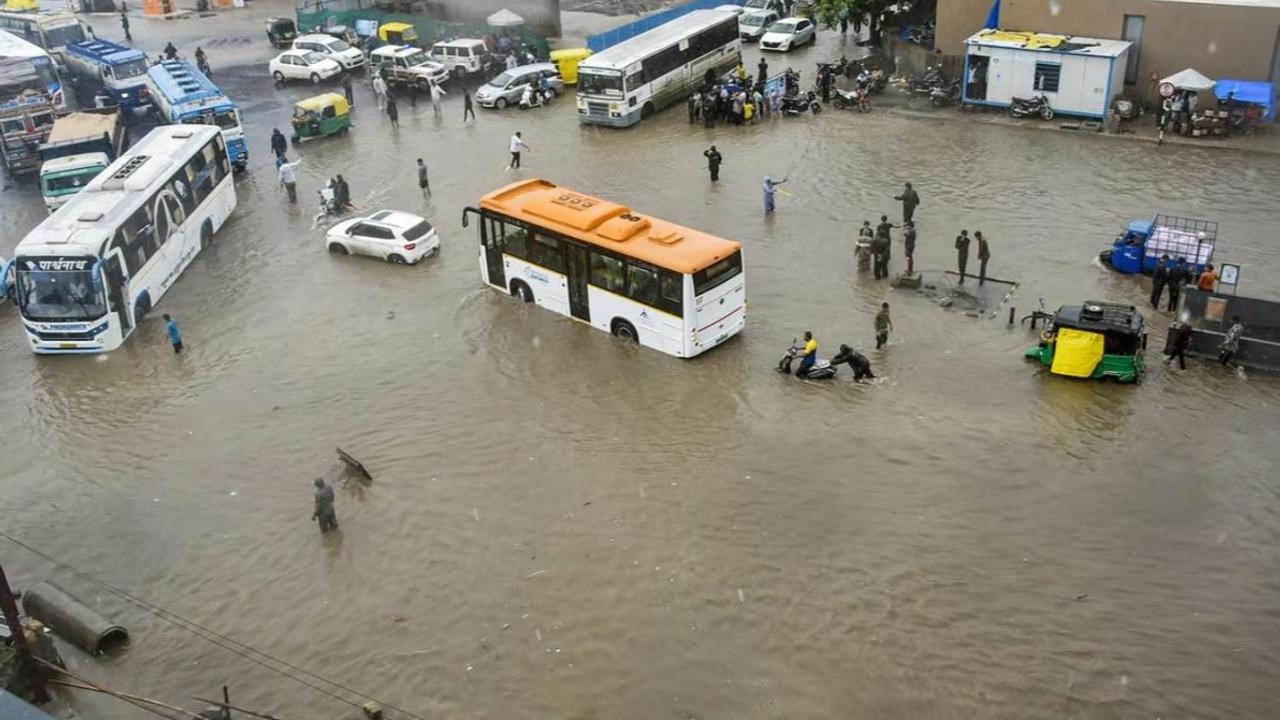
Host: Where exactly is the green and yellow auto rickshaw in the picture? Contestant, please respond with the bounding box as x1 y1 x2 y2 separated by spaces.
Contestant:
1025 301 1147 383
291 93 351 144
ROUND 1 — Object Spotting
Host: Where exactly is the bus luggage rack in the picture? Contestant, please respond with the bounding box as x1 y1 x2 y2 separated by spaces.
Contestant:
110 155 148 179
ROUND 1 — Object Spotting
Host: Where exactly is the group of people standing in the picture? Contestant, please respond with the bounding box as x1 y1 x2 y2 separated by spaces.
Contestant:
689 60 781 128
1150 255 1218 311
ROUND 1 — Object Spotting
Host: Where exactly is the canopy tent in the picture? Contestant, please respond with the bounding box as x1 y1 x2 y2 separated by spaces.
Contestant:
1161 68 1215 92
1215 78 1275 121
486 9 525 28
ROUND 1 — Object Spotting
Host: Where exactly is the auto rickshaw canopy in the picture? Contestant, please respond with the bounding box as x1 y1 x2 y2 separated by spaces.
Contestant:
379 22 418 43
294 93 349 115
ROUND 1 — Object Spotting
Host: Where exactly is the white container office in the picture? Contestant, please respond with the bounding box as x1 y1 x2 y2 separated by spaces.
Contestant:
962 30 1131 119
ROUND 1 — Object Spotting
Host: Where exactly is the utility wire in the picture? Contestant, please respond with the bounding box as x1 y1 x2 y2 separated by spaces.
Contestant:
3 531 428 720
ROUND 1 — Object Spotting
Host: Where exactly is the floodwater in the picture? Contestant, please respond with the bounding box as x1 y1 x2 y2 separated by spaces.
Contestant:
2 29 1279 720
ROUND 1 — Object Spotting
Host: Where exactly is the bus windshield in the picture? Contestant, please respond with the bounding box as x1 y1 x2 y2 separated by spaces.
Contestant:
16 263 107 321
43 22 87 49
693 251 742 295
185 109 240 130
578 69 623 96
114 58 149 79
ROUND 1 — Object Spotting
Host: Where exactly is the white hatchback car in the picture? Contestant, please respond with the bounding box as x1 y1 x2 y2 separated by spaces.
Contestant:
760 17 817 52
326 210 440 264
292 34 365 71
269 49 343 84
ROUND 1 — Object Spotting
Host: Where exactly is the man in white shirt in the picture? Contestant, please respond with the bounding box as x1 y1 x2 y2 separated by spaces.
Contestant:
278 157 301 202
430 81 446 116
508 132 530 170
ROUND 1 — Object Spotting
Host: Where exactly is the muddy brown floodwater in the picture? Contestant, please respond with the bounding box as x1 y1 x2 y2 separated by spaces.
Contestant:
1 29 1278 720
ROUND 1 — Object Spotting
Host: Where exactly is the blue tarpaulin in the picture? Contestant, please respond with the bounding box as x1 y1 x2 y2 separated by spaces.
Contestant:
984 0 1001 29
1214 78 1275 122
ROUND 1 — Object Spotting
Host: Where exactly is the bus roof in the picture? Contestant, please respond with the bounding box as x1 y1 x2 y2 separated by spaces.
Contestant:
480 178 741 274
580 9 737 71
0 28 47 59
68 39 145 65
17 125 221 259
147 59 222 106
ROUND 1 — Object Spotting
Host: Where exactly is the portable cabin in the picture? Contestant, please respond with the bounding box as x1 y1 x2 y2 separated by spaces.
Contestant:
962 30 1130 119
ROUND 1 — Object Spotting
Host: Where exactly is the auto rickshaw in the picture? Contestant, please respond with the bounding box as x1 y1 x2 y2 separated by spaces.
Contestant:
324 24 361 48
378 22 418 46
1025 301 1147 383
549 48 592 85
291 93 351 144
266 17 298 49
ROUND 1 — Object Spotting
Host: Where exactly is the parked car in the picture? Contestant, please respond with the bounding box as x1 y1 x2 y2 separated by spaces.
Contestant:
326 210 440 264
739 10 780 42
760 17 817 52
292 34 365 72
475 63 564 109
429 38 489 79
743 0 785 14
367 45 449 90
269 49 343 84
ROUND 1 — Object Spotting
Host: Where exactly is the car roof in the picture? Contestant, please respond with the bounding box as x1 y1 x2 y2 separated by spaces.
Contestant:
509 62 558 74
372 44 422 57
368 210 427 229
435 38 486 48
742 9 776 17
294 34 341 44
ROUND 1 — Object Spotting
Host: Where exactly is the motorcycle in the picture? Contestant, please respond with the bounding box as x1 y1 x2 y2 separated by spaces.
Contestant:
1009 93 1054 120
783 67 801 97
781 90 822 116
929 79 961 107
833 87 871 113
314 187 338 223
908 66 946 95
778 341 836 380
856 65 887 95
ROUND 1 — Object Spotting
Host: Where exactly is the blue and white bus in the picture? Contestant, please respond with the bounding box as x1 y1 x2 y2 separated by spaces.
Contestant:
65 39 151 112
5 125 237 354
145 59 247 170
0 29 65 111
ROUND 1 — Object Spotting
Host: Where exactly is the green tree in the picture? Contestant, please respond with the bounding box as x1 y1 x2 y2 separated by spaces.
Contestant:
812 0 897 45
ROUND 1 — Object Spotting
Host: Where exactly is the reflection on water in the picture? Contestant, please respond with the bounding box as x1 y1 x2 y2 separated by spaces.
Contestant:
1 35 1278 720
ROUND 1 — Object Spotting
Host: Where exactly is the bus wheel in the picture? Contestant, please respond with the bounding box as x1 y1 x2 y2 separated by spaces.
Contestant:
510 280 533 303
612 319 638 343
199 220 213 249
641 102 655 119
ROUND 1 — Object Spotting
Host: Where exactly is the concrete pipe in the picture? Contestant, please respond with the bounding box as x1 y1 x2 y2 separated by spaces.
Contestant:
21 581 128 656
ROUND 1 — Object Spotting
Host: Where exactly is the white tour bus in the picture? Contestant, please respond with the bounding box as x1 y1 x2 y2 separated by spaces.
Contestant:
463 178 745 358
6 125 236 354
577 8 741 127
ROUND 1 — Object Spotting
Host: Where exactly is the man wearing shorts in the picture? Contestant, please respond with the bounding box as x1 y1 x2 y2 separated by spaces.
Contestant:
417 158 430 197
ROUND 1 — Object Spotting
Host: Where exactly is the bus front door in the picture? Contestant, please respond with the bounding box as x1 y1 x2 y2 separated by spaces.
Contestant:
566 244 590 322
482 219 506 289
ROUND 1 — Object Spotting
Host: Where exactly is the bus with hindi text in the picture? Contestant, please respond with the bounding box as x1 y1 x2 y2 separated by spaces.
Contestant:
463 178 744 358
5 125 237 354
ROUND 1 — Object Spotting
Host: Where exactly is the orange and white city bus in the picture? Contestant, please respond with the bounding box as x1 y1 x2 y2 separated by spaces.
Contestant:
463 179 744 358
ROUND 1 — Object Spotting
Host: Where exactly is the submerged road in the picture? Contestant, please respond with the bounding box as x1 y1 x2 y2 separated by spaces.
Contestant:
1 7 1278 719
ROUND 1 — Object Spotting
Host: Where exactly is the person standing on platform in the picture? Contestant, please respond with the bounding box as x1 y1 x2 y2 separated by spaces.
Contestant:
955 229 971 283
976 231 990 285
903 220 917 275
895 182 919 224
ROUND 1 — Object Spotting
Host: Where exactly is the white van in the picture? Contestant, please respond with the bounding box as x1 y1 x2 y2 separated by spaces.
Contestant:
429 38 488 78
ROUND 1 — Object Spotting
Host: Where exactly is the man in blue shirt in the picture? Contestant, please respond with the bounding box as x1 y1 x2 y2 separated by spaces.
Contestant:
163 313 183 353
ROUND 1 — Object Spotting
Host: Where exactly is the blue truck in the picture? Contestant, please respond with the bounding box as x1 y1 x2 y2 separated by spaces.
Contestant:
64 39 151 112
145 59 247 170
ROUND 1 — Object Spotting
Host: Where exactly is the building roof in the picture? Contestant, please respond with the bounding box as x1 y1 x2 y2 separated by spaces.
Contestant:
966 29 1131 58
480 178 741 274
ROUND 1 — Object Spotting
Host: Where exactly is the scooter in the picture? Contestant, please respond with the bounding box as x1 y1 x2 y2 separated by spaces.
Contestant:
781 90 822 116
929 79 961 107
778 341 836 379
314 187 338 223
519 85 550 110
1009 93 1054 120
856 65 887 95
833 87 871 113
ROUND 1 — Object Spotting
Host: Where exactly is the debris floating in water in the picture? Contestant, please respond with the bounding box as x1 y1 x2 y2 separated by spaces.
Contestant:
472 508 480 522
737 588 745 603
525 570 547 579
535 628 542 642
336 447 373 481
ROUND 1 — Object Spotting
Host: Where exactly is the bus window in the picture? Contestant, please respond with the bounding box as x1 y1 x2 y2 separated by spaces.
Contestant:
692 251 742 295
528 233 565 273
590 252 625 294
659 271 683 313
165 194 186 226
153 197 170 247
627 264 658 305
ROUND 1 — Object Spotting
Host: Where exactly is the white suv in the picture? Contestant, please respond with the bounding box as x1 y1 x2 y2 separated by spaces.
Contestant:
326 210 440 264
429 38 488 79
293 34 364 71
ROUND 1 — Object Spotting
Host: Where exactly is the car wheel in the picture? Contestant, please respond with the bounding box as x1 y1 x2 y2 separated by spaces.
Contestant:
388 254 407 264
272 70 285 83
511 280 533 303
612 319 638 343
549 87 559 98
328 242 348 254
495 97 507 109
310 72 321 84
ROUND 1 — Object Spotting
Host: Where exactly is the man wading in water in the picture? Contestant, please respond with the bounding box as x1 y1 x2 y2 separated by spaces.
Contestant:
312 478 338 533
